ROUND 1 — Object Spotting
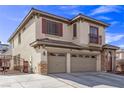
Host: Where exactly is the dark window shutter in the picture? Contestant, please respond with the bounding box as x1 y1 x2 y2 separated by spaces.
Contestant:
99 36 102 44
73 23 77 37
42 18 47 34
42 18 63 36
58 23 63 36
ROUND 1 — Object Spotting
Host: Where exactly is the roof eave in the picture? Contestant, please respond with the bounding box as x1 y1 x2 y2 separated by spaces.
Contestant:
8 9 34 42
8 8 70 42
103 44 120 50
32 8 70 23
71 14 110 27
30 41 82 50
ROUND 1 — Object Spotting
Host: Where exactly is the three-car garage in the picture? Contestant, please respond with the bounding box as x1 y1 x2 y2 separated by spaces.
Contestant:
48 52 98 74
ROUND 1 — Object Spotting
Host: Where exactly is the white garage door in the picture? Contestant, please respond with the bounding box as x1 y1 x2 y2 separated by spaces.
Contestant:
48 53 66 74
71 54 97 72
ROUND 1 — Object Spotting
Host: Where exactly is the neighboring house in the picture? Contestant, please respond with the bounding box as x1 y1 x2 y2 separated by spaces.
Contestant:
116 49 124 60
8 8 119 74
0 42 10 54
115 49 124 72
0 42 11 69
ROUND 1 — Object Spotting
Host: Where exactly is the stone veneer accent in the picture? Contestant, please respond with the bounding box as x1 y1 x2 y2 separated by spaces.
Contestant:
38 63 48 75
101 50 105 71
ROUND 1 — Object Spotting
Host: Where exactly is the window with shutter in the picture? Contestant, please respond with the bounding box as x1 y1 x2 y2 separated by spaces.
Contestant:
42 18 63 36
18 33 21 44
99 36 102 45
73 23 77 37
89 26 99 44
42 18 47 34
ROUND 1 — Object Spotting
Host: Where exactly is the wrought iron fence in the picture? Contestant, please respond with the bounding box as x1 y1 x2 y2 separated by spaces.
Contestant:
0 55 12 74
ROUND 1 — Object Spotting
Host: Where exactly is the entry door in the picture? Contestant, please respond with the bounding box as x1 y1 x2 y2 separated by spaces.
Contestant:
107 52 112 72
0 59 2 67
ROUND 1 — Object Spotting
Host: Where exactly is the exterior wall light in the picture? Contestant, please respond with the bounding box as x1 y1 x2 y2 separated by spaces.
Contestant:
43 51 46 56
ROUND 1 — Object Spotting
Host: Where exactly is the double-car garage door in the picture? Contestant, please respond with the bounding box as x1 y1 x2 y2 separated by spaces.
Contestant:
71 54 96 72
48 53 97 74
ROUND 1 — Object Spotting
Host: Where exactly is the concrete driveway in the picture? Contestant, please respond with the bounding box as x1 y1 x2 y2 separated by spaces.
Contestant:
50 72 124 88
0 71 124 88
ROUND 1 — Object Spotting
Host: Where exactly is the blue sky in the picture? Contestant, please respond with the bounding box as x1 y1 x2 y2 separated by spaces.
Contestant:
0 5 124 48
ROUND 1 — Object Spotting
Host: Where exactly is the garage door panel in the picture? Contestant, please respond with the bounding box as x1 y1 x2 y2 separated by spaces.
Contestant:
71 55 97 72
48 53 66 74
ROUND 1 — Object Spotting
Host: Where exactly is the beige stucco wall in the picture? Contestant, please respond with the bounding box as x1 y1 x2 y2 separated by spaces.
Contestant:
116 52 124 59
96 54 101 71
78 21 105 45
36 17 106 46
10 17 42 73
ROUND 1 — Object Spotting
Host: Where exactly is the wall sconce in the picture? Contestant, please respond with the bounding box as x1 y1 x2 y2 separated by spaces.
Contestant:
43 51 46 56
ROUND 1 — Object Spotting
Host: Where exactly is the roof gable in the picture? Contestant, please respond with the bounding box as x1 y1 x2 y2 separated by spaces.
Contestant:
8 8 110 42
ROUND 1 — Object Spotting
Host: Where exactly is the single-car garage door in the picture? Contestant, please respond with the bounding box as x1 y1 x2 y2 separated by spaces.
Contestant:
48 53 66 73
71 54 97 72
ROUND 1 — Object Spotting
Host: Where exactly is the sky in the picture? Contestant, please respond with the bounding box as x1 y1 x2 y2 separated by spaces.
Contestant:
0 5 124 48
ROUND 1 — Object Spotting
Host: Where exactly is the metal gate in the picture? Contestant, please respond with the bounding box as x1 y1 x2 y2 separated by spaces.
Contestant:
0 55 12 73
23 61 29 73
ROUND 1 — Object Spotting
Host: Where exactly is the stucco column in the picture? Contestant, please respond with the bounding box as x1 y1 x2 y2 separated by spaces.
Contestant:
36 46 48 75
112 50 116 72
41 48 48 64
66 53 71 73
10 56 14 70
40 48 48 75
96 54 101 71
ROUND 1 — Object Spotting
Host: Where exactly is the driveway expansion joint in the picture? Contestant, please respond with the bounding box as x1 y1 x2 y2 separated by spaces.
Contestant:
49 74 78 88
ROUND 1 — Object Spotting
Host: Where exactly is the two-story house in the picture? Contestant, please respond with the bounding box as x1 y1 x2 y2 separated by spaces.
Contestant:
8 8 119 74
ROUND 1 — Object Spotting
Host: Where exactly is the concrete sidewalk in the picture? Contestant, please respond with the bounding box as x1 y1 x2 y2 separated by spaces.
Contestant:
0 73 73 88
0 72 124 88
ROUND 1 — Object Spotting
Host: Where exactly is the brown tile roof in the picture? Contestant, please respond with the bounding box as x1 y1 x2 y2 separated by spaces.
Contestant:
30 38 82 49
30 38 103 51
103 44 120 50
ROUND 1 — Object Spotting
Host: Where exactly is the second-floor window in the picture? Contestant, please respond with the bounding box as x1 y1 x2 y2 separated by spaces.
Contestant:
12 40 14 48
89 26 99 44
73 23 77 37
18 33 21 44
42 18 63 36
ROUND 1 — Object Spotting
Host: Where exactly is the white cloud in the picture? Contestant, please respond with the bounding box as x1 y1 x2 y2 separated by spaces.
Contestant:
118 44 124 48
59 5 80 10
110 21 119 25
106 33 124 43
69 10 83 15
7 17 22 22
97 16 111 20
90 5 122 15
58 5 84 16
